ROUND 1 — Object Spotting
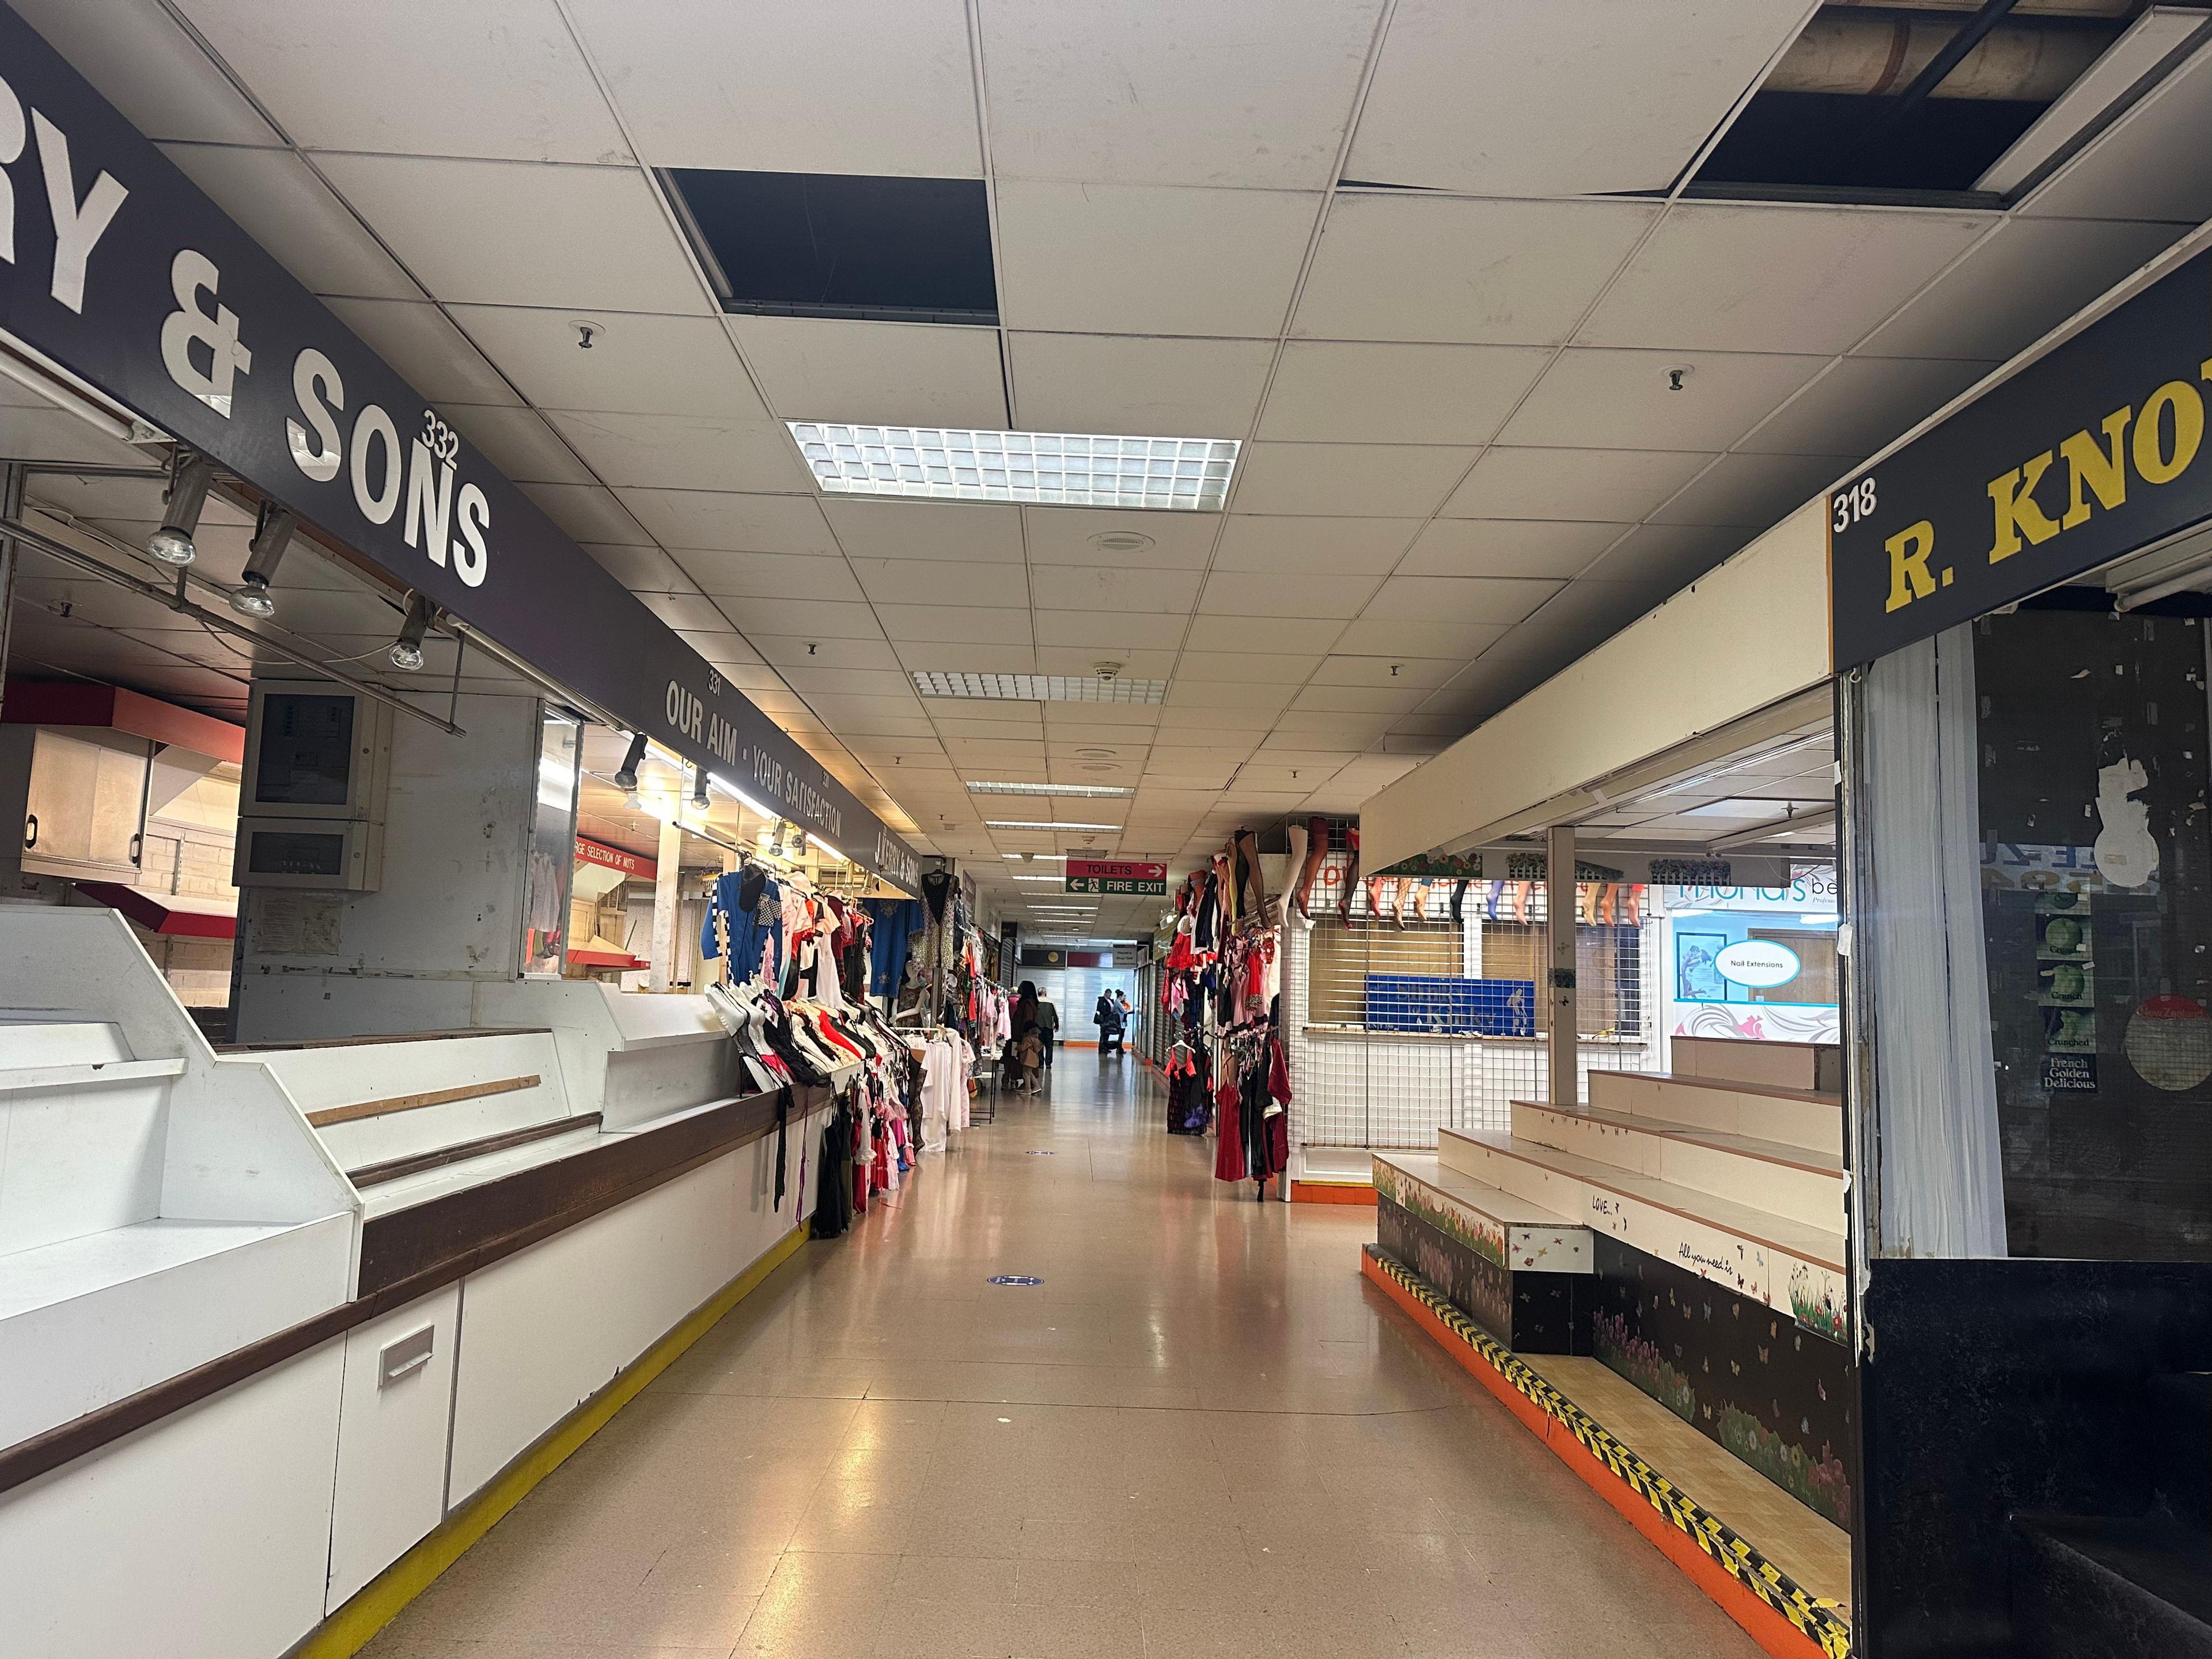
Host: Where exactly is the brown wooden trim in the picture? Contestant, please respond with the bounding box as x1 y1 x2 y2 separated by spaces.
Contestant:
358 1091 789 1293
308 1074 543 1129
218 1026 547 1054
347 1113 601 1188
0 1084 824 1500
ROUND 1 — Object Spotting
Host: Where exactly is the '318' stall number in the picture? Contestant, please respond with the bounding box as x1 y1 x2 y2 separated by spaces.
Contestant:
1832 476 1877 533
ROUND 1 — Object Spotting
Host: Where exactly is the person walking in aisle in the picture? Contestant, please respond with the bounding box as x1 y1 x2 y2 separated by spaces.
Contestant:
1095 988 1124 1056
1035 995 1059 1071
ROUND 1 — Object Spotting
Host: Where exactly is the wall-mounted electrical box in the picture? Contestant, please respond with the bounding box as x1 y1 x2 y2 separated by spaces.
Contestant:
233 683 391 892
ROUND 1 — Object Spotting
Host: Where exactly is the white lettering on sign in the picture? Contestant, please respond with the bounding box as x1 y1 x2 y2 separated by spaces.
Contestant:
403 437 453 569
350 404 402 525
160 249 251 415
287 349 343 482
34 113 126 315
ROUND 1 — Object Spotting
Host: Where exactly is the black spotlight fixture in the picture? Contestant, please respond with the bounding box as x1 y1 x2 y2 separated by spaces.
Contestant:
691 766 711 809
229 503 296 619
612 731 648 793
387 591 433 672
146 451 218 567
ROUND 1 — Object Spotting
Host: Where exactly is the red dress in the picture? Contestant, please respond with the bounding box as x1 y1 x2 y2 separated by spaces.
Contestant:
1214 1078 1246 1181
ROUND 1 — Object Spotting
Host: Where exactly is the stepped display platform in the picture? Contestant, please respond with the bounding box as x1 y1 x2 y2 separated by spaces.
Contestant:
1370 1150 1589 1350
1369 1059 1859 1656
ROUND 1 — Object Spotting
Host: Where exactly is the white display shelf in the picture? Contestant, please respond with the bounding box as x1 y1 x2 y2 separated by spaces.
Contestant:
0 1055 185 1096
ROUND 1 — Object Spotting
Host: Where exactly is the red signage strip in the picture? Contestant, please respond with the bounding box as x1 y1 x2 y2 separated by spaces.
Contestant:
575 836 654 881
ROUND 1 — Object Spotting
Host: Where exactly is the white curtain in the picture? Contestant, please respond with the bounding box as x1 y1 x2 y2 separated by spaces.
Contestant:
1863 624 2009 1257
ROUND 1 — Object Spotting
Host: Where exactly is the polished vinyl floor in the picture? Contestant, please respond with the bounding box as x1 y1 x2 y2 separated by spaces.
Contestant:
365 1053 1759 1658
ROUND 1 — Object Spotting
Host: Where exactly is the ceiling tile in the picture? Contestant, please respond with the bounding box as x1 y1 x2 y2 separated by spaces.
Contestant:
714 598 882 639
516 482 653 545
178 0 628 161
1022 507 1219 570
450 306 767 419
995 180 1319 335
1166 681 1296 717
978 0 1382 190
854 559 1030 610
1346 0 1807 196
1332 618 1510 658
755 634 902 671
1858 217 2186 364
2016 40 2212 224
639 593 734 631
1257 342 1551 444
1007 334 1274 438
882 605 1036 645
1196 571 1381 620
1578 204 1992 354
1646 452 1853 531
1290 684 1428 714
1034 648 1177 679
894 643 1041 675
1498 349 1828 452
736 317 1007 428
680 551 866 602
1033 611 1193 650
1311 654 1461 688
566 0 980 176
1577 524 1741 590
1174 652 1326 684
1211 516 1421 574
323 298 520 406
584 543 695 590
1361 575 1560 626
1736 357 1991 459
16 0 279 145
781 666 913 699
1232 443 1474 517
674 628 763 665
160 143 415 299
1441 446 1715 521
615 488 838 554
1030 567 1205 615
1400 518 1626 579
824 500 1027 563
443 405 593 486
313 154 708 313
546 412 812 492
1294 194 1657 344
1180 615 1344 654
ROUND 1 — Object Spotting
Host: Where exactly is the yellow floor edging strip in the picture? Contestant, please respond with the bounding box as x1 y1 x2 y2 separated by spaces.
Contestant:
296 1223 810 1659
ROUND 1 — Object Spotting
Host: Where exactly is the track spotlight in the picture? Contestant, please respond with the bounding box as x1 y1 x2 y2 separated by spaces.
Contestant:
691 766 711 809
229 503 296 619
146 452 217 566
387 591 431 672
612 731 648 793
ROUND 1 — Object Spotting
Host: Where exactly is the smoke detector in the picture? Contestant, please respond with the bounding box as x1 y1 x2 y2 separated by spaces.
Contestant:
1093 661 1123 681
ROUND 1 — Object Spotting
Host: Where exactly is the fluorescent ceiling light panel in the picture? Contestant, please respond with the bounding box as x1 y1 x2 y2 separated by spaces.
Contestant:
1002 853 1065 861
985 820 1123 832
965 780 1134 797
914 672 1167 704
1010 874 1066 882
790 423 1238 510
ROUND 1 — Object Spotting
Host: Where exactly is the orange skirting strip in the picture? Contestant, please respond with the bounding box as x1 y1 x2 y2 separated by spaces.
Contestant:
1291 1180 1376 1206
1361 1248 1845 1659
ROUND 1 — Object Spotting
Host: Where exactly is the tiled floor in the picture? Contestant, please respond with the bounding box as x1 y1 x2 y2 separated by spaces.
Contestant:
364 1056 1761 1658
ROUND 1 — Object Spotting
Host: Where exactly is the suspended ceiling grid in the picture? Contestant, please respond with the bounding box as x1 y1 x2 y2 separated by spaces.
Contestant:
10 1 2212 942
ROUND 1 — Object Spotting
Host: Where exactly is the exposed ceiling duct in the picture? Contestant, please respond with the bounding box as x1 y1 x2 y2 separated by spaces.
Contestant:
1771 9 2113 103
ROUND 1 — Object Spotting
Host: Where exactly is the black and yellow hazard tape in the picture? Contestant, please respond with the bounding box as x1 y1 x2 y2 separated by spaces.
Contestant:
1365 1243 1854 1659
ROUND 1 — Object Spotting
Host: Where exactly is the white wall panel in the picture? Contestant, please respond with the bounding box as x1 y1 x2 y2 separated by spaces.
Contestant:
0 1344 344 1659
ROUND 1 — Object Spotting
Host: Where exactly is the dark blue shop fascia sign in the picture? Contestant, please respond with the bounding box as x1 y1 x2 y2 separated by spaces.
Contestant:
1830 247 2212 669
0 3 920 894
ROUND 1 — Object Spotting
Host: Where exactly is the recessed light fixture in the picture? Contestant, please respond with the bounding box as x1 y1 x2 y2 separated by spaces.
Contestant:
1010 874 1065 882
966 781 1134 797
914 671 1166 704
790 423 1238 510
1002 853 1065 861
986 820 1122 832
